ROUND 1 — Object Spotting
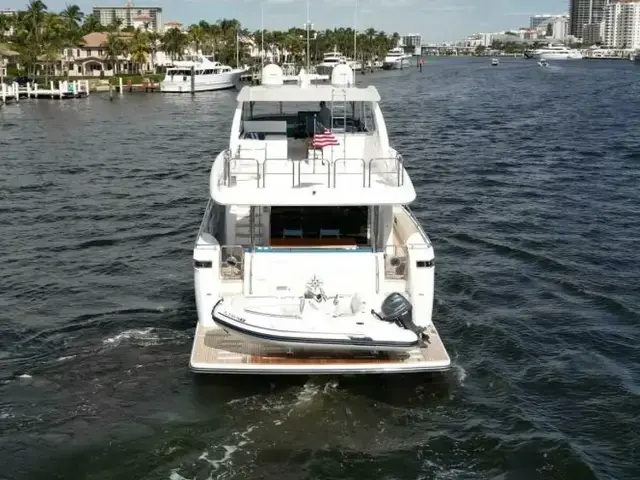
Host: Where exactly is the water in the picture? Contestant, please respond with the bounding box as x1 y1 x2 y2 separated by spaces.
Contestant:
1 58 639 480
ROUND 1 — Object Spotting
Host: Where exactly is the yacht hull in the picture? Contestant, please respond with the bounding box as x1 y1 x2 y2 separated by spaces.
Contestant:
160 70 243 93
315 64 336 76
382 61 402 70
536 52 582 60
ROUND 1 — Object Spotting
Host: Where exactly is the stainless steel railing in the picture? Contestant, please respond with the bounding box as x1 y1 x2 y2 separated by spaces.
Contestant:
221 153 405 189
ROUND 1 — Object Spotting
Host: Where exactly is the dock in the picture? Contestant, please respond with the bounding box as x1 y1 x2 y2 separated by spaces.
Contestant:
1 79 90 104
113 77 160 93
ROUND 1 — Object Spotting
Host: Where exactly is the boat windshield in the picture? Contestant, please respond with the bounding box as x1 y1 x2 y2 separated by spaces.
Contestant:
242 101 376 135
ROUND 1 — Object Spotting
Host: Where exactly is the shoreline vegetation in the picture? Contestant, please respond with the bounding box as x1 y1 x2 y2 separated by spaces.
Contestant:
0 1 403 84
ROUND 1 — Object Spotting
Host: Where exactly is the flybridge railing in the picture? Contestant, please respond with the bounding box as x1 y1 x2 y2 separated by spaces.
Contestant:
220 150 406 188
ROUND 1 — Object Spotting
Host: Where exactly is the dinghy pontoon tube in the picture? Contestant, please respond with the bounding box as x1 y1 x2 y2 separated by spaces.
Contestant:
211 288 426 352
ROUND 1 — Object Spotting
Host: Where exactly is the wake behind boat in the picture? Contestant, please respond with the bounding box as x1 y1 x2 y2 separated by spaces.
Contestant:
212 282 426 352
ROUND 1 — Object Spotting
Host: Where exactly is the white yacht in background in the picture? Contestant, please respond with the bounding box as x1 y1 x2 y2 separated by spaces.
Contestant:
491 58 499 66
315 50 347 76
382 47 411 69
160 54 245 92
532 43 582 60
190 63 451 374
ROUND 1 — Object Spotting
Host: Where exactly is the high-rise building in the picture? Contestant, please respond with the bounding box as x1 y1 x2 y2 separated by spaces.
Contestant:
604 0 640 49
569 0 606 37
551 16 570 40
400 34 422 47
530 15 555 29
93 2 163 32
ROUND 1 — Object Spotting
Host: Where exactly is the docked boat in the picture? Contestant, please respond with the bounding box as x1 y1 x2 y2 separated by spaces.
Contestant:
160 54 245 93
382 47 410 70
315 49 347 76
491 58 499 66
532 43 582 60
190 63 451 374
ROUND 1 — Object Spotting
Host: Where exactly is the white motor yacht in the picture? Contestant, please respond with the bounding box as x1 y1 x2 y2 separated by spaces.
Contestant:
160 54 245 93
382 47 411 70
532 43 582 60
315 50 347 76
190 64 451 374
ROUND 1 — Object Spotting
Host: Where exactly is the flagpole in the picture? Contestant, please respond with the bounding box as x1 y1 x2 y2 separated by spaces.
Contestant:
305 0 311 71
261 2 265 70
353 0 357 80
236 27 240 68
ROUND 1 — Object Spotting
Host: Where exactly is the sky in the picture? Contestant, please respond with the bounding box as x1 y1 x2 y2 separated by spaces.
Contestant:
5 0 569 43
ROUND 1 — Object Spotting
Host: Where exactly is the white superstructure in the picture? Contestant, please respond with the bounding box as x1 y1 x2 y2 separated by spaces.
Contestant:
190 64 451 374
315 49 362 75
160 55 245 93
382 47 411 69
532 43 583 60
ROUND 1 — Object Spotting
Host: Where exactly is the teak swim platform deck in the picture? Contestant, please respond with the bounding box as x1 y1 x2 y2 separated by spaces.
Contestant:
190 322 451 374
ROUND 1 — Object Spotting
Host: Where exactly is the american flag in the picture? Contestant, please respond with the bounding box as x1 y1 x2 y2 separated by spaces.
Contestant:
312 129 339 148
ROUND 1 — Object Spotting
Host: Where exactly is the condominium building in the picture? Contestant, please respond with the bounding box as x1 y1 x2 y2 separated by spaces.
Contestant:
93 2 163 32
569 0 606 37
530 15 555 29
603 0 640 49
551 16 570 40
400 34 422 47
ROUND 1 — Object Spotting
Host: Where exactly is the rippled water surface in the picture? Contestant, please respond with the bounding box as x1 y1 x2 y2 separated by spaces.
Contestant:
1 58 639 480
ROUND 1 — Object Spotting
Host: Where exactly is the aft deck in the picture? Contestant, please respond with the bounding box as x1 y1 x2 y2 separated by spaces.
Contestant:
190 322 451 374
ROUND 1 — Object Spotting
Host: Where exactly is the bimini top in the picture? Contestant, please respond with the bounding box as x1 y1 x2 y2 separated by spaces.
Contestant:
236 84 381 103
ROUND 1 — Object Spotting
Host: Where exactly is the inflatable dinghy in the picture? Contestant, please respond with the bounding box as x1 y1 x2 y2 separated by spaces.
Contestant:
212 288 427 352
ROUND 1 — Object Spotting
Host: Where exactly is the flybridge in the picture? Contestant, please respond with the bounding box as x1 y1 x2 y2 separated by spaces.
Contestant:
208 62 416 205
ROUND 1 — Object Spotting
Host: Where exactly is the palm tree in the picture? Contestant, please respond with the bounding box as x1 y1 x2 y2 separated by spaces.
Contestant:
3 4 402 77
162 27 186 61
104 33 126 74
128 28 149 73
60 3 83 31
81 13 102 34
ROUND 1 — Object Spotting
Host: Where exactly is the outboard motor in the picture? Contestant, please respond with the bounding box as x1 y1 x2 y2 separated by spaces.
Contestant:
372 293 428 340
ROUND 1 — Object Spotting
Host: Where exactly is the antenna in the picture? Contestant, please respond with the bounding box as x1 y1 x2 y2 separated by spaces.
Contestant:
261 2 265 70
304 0 313 72
353 0 357 80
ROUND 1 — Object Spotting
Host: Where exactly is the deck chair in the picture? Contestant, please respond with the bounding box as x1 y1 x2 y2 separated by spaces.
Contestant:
319 228 341 238
283 228 303 238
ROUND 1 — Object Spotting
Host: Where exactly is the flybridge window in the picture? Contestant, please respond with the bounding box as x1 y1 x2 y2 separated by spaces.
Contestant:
242 101 372 137
269 206 369 247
